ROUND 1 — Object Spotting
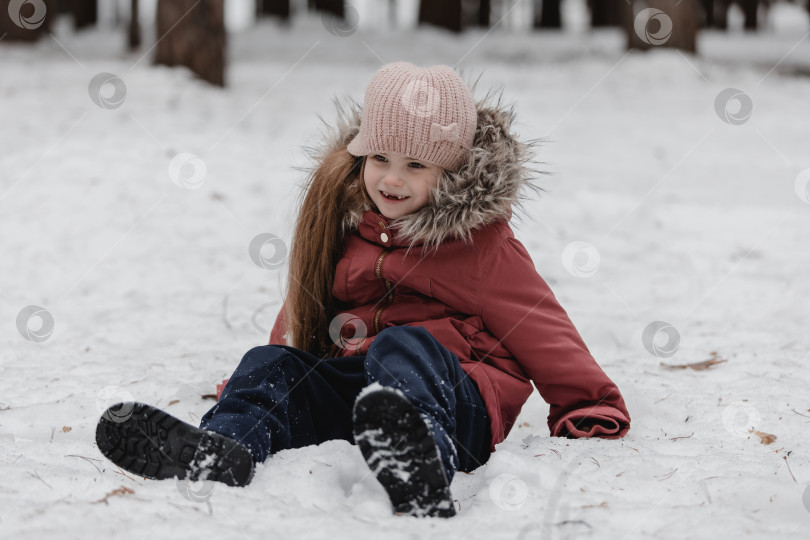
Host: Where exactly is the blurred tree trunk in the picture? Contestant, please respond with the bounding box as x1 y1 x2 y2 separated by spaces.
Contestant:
534 0 561 28
625 0 699 53
154 0 226 87
0 0 57 42
701 0 728 29
713 0 728 29
478 0 490 26
702 0 762 30
740 0 758 30
310 0 342 17
589 0 622 26
419 0 463 32
256 0 291 20
72 0 97 30
128 0 141 51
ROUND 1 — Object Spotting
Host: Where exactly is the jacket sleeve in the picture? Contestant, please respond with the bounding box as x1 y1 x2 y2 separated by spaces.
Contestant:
479 232 631 439
216 300 289 401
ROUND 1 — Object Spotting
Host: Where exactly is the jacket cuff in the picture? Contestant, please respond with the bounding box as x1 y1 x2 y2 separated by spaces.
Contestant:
551 405 630 439
216 379 230 402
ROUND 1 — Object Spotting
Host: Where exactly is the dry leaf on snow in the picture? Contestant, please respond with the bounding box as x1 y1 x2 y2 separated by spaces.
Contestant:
94 486 135 504
749 429 777 445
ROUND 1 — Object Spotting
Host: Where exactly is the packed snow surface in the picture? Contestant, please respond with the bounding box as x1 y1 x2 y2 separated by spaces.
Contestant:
1 5 810 539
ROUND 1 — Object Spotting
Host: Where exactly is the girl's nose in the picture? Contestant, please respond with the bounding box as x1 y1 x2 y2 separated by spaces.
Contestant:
383 174 403 187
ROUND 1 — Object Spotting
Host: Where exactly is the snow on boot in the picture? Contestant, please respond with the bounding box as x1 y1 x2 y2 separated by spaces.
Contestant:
95 402 254 487
352 384 456 518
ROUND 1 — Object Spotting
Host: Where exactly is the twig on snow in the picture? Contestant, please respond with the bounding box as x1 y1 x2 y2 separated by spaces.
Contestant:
654 468 678 481
555 520 592 529
65 454 103 474
783 453 797 483
28 471 53 489
670 433 694 441
113 465 139 483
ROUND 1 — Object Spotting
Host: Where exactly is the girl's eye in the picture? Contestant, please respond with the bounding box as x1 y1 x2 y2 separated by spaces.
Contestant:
371 155 424 169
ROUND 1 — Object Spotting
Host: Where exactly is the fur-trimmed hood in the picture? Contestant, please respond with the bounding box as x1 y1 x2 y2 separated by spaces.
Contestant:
305 87 545 252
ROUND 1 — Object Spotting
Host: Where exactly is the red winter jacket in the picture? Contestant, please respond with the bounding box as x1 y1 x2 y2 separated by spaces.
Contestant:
217 93 631 452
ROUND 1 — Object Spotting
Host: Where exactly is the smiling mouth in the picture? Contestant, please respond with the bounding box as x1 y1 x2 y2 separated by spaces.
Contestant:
380 191 409 201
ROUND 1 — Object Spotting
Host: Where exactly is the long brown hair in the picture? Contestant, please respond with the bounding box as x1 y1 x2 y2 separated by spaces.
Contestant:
285 147 371 358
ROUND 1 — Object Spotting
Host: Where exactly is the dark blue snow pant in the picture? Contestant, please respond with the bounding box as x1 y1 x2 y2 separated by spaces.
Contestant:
199 325 492 484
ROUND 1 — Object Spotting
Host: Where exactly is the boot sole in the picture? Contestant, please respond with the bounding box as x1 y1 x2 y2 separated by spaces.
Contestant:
352 387 456 518
95 402 254 487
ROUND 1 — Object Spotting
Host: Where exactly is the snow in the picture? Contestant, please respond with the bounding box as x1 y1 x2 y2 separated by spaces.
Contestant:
2 4 810 539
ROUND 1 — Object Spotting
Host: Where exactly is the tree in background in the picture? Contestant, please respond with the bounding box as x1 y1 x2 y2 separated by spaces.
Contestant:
478 0 490 27
128 0 140 51
534 0 561 28
71 0 96 30
701 0 766 30
624 0 700 53
418 0 490 33
309 0 342 18
0 0 57 41
257 0 291 23
419 0 463 32
589 0 622 27
154 0 226 87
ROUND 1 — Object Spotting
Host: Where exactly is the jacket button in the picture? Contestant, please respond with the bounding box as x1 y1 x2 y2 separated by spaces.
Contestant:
380 232 389 243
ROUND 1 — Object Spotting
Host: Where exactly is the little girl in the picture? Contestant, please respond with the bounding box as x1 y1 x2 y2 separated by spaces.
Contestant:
96 62 631 519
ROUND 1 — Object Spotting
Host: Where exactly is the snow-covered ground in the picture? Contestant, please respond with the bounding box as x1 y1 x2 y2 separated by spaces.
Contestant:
2 4 810 539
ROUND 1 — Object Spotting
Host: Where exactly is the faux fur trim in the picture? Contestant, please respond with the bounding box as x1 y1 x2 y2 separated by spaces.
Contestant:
300 85 546 253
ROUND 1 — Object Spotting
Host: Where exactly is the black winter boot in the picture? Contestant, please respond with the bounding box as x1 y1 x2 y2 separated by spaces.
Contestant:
352 384 456 518
95 402 254 487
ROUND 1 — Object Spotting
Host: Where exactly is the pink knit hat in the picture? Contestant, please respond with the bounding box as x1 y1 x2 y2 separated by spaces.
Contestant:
347 62 477 172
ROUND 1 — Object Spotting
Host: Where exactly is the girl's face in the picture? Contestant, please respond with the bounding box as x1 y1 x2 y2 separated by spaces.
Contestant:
363 152 443 219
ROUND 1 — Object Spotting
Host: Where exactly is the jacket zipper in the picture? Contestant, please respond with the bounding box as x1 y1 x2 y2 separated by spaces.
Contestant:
373 249 393 334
